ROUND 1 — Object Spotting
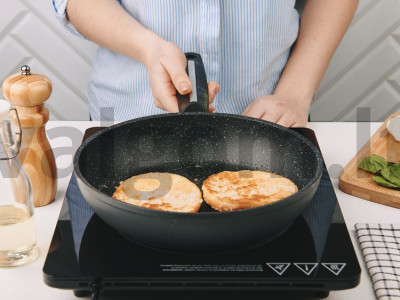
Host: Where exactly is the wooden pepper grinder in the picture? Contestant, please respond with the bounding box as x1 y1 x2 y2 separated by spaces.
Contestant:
2 65 57 207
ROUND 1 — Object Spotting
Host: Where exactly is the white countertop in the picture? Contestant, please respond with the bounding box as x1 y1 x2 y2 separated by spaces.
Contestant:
1 121 399 300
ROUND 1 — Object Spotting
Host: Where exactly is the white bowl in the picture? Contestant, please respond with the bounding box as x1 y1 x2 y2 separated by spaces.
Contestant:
387 116 400 142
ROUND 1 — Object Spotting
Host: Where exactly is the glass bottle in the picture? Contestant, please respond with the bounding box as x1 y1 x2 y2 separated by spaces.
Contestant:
0 99 38 267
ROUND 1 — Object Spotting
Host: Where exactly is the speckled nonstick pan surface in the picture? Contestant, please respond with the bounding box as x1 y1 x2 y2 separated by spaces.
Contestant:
74 113 323 252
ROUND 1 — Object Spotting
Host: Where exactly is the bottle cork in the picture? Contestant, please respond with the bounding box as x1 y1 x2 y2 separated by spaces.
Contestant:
2 65 57 207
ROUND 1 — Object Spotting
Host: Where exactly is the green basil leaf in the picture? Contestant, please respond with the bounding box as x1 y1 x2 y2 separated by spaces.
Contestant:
373 175 400 189
380 164 400 186
358 154 388 174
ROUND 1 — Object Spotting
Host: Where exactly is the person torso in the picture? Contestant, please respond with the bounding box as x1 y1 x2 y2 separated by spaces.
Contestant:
88 0 299 121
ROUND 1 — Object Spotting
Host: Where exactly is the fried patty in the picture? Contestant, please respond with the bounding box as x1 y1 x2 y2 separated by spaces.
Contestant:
202 170 298 212
112 172 202 213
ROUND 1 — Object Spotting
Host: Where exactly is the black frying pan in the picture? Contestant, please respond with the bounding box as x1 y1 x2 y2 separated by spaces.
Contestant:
74 53 323 252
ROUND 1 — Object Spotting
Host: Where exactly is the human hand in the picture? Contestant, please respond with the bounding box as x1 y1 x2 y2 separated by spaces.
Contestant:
143 36 219 112
242 94 310 127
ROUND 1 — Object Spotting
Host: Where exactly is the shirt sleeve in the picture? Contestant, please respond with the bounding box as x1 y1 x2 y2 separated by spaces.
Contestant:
52 0 86 39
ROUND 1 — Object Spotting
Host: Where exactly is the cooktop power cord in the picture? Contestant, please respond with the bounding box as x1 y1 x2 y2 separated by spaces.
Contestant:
91 282 102 300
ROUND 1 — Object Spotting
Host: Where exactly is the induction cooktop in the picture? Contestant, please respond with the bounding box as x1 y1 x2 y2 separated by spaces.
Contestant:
43 127 360 300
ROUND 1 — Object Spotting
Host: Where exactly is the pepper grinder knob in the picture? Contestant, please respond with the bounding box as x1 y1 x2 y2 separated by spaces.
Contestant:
2 65 57 207
21 65 31 75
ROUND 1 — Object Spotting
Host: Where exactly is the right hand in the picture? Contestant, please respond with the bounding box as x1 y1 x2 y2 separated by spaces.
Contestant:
143 36 219 112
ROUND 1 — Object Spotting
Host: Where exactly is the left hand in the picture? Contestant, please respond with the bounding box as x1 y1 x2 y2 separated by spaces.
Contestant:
242 94 310 127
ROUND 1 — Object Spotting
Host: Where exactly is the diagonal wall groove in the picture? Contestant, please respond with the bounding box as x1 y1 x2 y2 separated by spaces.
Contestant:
0 10 29 43
330 60 400 121
12 33 87 101
20 0 95 65
315 18 400 102
312 0 400 121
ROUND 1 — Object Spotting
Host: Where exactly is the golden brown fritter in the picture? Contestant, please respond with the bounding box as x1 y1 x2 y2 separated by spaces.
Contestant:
202 170 298 211
113 172 202 213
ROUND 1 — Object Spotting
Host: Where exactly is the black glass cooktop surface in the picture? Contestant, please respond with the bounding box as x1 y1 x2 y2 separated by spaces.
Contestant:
43 127 360 299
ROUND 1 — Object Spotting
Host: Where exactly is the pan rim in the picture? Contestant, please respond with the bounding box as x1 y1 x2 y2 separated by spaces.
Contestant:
73 112 324 216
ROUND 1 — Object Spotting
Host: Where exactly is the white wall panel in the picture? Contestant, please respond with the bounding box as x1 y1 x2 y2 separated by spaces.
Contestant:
311 37 400 121
311 0 400 121
0 0 97 120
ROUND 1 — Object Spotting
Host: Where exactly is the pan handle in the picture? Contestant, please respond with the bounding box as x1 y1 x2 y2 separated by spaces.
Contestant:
177 52 209 113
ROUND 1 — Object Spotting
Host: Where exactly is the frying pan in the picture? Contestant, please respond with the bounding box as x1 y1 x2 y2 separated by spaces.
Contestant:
74 53 323 252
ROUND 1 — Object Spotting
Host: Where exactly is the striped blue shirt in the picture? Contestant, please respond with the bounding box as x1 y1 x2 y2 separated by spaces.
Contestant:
53 0 300 121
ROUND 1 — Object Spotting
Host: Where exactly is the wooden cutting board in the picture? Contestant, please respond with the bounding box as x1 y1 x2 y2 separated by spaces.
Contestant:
339 113 400 208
